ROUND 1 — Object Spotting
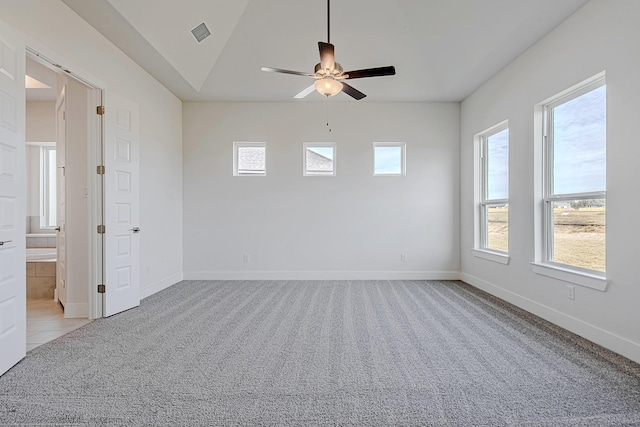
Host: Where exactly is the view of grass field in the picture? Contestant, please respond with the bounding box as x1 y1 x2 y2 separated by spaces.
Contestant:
487 207 508 253
487 207 605 272
552 206 605 271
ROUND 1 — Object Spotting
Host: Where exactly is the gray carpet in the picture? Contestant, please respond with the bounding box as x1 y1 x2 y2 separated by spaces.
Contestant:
1 280 640 426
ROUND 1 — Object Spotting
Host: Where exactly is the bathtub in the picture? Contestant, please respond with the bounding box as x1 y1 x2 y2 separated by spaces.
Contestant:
26 233 57 249
26 247 57 262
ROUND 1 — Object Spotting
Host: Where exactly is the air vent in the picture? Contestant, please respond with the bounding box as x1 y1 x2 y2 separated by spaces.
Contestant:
191 22 211 43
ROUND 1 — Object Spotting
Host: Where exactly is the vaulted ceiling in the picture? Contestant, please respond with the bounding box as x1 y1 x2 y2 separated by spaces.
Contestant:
61 0 589 102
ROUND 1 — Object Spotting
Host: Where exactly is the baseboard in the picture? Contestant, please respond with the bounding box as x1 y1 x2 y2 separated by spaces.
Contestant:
459 272 640 364
184 270 461 281
140 272 184 300
62 302 88 318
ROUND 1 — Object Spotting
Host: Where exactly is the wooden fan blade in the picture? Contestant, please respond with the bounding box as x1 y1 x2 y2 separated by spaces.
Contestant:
318 42 335 71
344 66 396 80
294 84 316 99
341 82 366 100
261 67 314 77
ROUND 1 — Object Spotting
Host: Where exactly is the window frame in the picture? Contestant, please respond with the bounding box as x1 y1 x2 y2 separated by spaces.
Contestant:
477 122 509 257
233 142 266 177
373 142 406 176
542 77 606 276
303 142 336 177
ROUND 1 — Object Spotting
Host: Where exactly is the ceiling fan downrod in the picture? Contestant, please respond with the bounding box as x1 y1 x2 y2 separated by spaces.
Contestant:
327 0 330 44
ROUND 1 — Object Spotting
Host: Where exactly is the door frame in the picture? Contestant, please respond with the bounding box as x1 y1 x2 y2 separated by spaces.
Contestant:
26 45 105 320
54 84 66 305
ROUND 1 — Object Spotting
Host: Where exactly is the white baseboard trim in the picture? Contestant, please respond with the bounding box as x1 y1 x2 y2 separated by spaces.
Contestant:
460 272 640 364
184 270 461 281
62 302 88 318
140 272 184 300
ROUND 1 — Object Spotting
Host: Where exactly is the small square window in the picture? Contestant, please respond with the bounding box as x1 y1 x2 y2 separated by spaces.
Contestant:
303 143 335 176
233 142 266 176
373 143 405 176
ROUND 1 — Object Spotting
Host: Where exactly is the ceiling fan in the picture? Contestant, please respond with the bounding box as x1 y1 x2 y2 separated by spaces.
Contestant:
261 0 396 100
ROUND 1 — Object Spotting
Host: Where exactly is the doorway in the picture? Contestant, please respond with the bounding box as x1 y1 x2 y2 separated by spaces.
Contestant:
1 21 142 376
25 50 104 336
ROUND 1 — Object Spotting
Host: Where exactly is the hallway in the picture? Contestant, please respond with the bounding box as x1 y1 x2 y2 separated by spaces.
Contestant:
26 299 92 351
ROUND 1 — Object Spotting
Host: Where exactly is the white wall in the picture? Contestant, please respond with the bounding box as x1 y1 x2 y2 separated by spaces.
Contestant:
26 101 55 143
460 0 640 362
183 102 460 279
0 0 184 298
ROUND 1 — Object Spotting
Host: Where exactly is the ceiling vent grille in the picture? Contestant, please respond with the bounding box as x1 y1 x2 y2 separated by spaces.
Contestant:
191 23 211 43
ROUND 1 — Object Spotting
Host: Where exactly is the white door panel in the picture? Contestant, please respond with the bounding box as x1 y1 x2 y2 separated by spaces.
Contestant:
103 92 140 317
0 20 26 376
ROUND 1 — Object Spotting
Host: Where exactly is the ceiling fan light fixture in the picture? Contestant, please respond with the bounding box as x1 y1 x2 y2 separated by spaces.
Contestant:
315 77 343 97
261 0 394 100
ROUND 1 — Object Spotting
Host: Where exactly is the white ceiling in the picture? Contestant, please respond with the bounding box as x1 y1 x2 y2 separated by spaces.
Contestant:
61 0 589 103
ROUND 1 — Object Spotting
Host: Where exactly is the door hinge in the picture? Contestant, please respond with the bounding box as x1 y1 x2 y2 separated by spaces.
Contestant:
97 225 105 234
97 165 105 175
97 284 106 293
97 105 105 115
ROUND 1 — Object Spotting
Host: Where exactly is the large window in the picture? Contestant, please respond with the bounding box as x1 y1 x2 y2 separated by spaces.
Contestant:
479 123 509 254
233 142 266 176
543 78 606 273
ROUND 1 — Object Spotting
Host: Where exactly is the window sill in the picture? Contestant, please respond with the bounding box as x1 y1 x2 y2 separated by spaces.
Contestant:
530 262 608 291
472 249 510 265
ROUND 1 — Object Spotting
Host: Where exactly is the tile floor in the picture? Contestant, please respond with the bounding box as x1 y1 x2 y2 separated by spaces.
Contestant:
27 299 93 351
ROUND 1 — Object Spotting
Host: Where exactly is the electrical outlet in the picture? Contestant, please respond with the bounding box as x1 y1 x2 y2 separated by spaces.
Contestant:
400 253 407 262
243 254 250 263
567 285 575 300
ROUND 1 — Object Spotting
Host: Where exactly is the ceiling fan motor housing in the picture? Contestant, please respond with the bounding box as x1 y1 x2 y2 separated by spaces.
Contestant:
315 62 343 76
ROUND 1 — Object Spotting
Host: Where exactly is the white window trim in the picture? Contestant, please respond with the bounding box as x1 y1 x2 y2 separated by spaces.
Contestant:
233 142 266 177
530 262 608 291
472 248 510 265
475 121 509 257
303 142 336 177
535 75 606 283
373 142 406 176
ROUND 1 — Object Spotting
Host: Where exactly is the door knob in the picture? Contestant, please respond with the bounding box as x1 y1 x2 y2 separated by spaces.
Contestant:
0 240 12 246
55 226 61 231
129 227 141 233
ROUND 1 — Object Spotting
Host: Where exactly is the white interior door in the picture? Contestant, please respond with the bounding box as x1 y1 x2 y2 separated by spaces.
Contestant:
0 20 26 376
103 91 140 317
55 86 66 305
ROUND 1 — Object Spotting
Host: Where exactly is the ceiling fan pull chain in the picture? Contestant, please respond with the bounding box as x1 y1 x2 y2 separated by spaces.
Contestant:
326 101 332 132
